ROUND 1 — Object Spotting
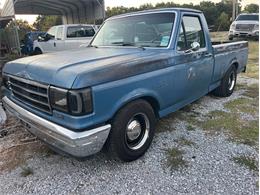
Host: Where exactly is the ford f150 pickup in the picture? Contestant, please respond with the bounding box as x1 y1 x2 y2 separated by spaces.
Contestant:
229 13 259 40
33 24 96 54
1 8 248 162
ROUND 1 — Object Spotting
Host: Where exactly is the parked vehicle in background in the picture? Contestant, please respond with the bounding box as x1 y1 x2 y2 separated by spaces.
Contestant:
21 31 46 55
2 8 248 162
229 13 259 40
33 24 96 54
94 25 101 31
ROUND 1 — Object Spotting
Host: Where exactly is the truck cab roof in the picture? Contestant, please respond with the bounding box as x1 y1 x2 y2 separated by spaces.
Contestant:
54 24 95 28
109 7 202 20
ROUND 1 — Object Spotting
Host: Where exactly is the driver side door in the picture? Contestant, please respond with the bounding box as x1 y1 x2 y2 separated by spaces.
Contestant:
176 14 214 101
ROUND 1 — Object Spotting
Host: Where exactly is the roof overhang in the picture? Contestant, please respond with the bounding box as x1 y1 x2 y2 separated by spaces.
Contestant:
1 0 105 23
0 16 13 28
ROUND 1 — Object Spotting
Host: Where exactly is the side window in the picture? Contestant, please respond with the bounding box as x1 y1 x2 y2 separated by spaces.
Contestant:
56 27 63 40
182 16 206 49
177 23 186 51
67 26 95 38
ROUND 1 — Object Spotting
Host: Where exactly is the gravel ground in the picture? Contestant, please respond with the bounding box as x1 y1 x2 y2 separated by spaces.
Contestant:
0 76 258 195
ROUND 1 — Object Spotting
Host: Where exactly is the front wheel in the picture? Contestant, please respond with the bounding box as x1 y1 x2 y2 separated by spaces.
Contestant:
212 65 237 97
107 100 156 162
33 48 42 55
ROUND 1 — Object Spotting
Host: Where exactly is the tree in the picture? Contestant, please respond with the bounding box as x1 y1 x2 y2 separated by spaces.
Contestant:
8 19 34 41
216 12 230 31
105 1 240 31
199 1 218 27
33 15 62 31
243 4 259 13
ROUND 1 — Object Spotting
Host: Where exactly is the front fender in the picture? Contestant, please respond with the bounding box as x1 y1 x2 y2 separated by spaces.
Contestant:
33 41 42 51
110 88 161 117
92 78 164 125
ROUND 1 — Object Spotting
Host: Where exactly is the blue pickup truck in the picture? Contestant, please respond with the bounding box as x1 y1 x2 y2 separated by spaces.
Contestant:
2 8 248 162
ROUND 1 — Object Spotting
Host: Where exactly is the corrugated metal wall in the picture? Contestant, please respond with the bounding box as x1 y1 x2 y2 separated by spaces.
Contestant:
1 0 15 17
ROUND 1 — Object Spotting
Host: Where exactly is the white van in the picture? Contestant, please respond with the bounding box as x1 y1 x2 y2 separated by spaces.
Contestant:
33 24 96 54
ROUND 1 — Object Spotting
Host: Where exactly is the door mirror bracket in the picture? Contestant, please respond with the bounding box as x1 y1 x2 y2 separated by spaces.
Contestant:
185 42 200 53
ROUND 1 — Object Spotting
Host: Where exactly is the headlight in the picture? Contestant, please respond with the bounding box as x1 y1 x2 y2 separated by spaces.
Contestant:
50 87 93 116
230 23 236 30
254 24 259 30
50 87 68 112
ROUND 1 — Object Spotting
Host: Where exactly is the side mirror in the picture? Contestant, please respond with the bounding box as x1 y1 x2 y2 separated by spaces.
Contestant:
185 42 200 53
38 36 45 42
190 42 200 51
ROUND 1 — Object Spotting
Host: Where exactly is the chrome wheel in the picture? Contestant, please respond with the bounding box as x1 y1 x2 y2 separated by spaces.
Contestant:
126 113 150 150
228 71 235 91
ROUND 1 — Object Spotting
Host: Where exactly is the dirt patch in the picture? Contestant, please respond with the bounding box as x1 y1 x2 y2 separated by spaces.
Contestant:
0 115 52 173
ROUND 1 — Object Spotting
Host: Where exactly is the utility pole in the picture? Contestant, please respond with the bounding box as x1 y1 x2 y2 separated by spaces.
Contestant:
232 0 241 21
232 0 237 21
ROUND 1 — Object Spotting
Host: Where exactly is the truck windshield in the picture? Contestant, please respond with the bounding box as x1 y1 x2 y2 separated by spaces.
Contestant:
91 13 175 48
236 15 259 21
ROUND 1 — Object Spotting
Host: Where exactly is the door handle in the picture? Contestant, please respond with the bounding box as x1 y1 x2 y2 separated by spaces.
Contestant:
54 42 56 47
204 53 212 57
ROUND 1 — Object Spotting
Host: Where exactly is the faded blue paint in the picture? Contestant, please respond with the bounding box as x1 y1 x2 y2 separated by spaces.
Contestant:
2 8 248 131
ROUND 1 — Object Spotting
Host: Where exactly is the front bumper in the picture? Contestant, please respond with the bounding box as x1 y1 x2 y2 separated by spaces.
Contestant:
2 96 111 158
229 30 259 38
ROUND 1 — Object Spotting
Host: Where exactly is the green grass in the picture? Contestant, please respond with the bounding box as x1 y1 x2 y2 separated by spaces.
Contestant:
177 137 195 146
199 110 258 146
225 97 258 115
242 83 259 98
210 31 229 42
245 41 259 79
166 147 188 171
233 156 258 172
186 124 195 131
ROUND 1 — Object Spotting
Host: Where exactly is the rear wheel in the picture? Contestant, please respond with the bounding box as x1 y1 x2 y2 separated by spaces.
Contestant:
212 65 237 97
107 100 156 162
228 36 233 41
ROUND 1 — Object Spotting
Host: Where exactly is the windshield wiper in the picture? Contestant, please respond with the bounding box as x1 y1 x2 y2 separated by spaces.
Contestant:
111 42 136 46
111 42 147 50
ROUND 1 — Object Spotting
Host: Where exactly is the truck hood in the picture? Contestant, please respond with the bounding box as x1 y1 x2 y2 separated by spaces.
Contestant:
3 47 173 88
233 20 259 25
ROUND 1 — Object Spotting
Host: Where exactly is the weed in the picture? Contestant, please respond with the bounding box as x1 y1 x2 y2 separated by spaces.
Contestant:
165 147 188 171
233 156 258 172
20 166 34 177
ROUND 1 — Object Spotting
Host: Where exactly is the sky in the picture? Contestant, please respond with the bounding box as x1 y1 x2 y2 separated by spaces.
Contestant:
0 0 259 24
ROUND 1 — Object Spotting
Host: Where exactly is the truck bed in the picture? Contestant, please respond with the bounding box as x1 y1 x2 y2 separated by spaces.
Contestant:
211 41 248 84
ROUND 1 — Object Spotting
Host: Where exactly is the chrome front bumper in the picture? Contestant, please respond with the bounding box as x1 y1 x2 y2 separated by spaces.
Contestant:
2 96 111 158
229 30 259 37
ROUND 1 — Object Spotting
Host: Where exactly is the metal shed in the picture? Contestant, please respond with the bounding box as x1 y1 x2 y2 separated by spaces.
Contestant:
1 0 105 24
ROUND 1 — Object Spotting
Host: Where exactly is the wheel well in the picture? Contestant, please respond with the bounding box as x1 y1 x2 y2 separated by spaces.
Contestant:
141 96 160 118
233 62 239 70
110 96 160 122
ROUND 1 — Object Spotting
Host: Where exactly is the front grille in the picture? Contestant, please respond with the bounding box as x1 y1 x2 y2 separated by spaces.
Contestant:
7 75 51 114
236 24 255 31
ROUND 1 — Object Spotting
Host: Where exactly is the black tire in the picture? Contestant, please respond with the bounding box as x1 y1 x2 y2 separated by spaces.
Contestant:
33 48 42 55
212 65 237 97
229 36 233 41
107 99 156 162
